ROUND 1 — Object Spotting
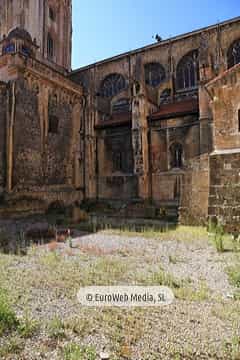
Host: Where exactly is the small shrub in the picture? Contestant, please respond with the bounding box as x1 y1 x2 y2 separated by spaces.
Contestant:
63 343 97 360
0 288 19 335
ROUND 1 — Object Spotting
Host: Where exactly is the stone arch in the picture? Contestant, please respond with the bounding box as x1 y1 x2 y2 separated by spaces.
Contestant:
144 62 166 87
99 73 127 98
176 50 199 90
227 39 240 69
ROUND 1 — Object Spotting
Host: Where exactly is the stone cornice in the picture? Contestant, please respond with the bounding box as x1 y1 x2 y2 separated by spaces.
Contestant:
0 52 82 96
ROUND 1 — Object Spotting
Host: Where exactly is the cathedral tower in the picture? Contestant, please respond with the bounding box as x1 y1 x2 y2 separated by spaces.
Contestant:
0 0 72 71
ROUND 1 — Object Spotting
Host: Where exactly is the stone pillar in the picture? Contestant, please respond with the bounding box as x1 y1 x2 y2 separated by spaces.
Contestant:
6 82 16 192
199 32 214 155
199 84 213 154
131 85 149 199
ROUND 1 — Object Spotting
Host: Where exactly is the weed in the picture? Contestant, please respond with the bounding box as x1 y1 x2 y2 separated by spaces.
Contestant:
0 288 19 335
0 336 25 357
40 250 61 267
64 316 91 337
17 314 39 338
63 343 97 360
47 316 66 339
148 267 182 288
227 264 240 288
223 334 240 359
176 281 209 301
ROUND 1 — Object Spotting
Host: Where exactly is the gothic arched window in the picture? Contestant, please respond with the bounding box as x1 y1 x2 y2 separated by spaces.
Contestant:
170 143 183 168
176 50 199 90
144 62 166 87
227 39 240 69
100 74 126 98
47 33 54 59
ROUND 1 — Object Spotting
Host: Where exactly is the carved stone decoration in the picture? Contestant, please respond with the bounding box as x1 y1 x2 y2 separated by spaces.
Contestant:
167 41 174 77
199 32 210 67
131 98 144 175
214 25 224 74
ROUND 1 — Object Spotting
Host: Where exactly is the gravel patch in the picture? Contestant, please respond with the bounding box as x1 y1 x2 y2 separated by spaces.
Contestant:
0 223 239 359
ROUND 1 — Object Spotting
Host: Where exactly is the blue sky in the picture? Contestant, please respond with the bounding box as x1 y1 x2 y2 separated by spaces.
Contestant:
72 0 239 70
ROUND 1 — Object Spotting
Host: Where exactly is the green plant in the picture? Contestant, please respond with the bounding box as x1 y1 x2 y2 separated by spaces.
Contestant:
0 288 19 335
223 335 240 359
47 316 66 339
0 336 25 357
63 343 97 360
149 267 182 288
17 314 39 338
227 265 240 288
176 281 209 301
212 223 225 252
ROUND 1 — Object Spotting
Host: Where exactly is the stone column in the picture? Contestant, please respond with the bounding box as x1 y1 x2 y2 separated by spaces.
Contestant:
131 86 149 200
6 81 16 192
199 32 214 155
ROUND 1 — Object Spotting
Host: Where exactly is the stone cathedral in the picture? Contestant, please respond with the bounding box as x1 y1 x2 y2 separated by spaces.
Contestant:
0 1 239 230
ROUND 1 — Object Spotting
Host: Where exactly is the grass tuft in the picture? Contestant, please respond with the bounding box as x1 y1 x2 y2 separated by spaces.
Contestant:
63 343 97 360
0 288 19 335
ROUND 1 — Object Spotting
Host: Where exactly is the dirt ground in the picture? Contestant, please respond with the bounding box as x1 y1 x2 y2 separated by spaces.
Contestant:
0 223 239 359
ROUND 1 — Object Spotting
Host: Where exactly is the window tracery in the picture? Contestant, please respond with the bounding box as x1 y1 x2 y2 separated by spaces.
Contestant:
176 50 199 90
100 74 126 98
144 62 166 87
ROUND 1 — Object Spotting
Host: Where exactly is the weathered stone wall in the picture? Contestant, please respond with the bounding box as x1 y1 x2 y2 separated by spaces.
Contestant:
0 52 83 211
13 79 42 188
207 65 240 150
70 18 240 208
46 98 73 185
150 117 200 202
0 83 7 192
13 77 76 189
13 82 75 189
96 126 137 199
0 0 72 71
209 152 240 231
179 154 209 225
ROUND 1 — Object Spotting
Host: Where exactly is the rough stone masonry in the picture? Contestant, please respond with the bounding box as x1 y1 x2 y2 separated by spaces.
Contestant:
0 1 239 230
